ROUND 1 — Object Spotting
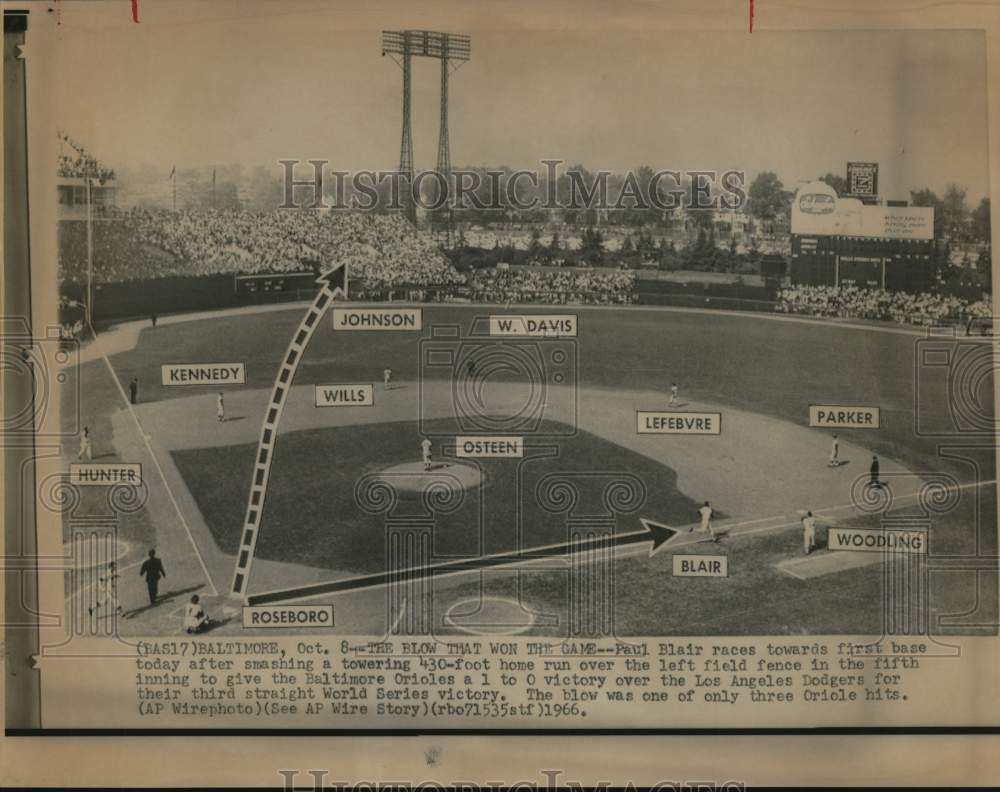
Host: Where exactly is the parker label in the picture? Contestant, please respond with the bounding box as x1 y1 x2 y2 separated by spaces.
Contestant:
637 411 722 435
332 308 422 331
314 384 374 407
69 463 142 487
809 405 880 428
162 363 246 385
455 436 524 457
488 315 578 337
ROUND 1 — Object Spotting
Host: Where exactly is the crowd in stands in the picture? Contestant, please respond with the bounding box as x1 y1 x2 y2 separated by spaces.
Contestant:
776 285 992 326
59 209 463 290
468 268 636 305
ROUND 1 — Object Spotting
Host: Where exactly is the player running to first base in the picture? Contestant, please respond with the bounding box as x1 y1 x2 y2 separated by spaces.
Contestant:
89 560 123 618
692 500 719 542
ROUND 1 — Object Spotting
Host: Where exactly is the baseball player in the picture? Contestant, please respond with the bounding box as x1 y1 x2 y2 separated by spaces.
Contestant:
869 455 881 488
77 425 93 460
828 434 840 467
693 500 718 542
89 561 122 618
669 382 679 407
421 438 433 471
216 391 225 422
384 367 393 391
802 511 817 555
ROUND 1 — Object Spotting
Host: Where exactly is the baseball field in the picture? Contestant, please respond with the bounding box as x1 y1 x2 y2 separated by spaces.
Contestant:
61 302 998 637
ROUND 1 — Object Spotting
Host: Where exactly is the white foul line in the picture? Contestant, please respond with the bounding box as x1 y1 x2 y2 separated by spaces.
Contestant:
91 332 220 597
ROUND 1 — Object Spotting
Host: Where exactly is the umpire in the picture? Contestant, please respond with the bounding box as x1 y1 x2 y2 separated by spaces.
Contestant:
139 548 166 605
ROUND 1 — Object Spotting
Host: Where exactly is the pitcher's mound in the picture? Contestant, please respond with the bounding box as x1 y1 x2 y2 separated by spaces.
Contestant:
372 460 481 494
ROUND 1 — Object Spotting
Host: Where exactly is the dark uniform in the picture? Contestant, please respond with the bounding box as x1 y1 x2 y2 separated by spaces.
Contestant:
139 552 166 604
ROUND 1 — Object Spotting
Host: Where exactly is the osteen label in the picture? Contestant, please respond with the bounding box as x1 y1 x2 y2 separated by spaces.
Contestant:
314 384 374 407
70 463 142 487
162 363 245 385
242 605 334 628
809 405 880 428
455 436 524 458
637 411 721 435
828 527 925 554
332 308 422 331
488 315 578 337
673 554 728 577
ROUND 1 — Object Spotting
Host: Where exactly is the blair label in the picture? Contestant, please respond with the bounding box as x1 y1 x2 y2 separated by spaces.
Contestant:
332 308 422 331
455 436 524 458
162 363 245 385
673 554 728 577
828 527 925 554
488 315 578 337
314 384 374 407
809 405 880 428
637 411 721 435
70 463 142 486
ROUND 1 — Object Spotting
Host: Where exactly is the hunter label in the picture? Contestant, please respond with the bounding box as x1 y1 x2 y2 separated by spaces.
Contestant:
70 463 142 487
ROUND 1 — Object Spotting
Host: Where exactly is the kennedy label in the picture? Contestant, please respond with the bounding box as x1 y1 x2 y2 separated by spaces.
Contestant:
488 315 578 337
809 405 880 428
333 307 422 331
314 384 374 407
828 527 925 554
70 463 142 487
637 411 722 435
673 554 728 577
242 605 334 628
455 436 524 458
162 363 246 385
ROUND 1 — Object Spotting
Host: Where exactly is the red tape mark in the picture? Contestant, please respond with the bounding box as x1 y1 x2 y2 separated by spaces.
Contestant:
131 0 140 23
749 0 754 32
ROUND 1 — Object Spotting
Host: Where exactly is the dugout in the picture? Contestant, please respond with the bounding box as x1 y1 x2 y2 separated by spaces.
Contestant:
789 234 934 293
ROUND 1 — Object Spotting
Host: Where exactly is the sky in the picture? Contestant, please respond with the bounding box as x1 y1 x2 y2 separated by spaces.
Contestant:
43 0 991 202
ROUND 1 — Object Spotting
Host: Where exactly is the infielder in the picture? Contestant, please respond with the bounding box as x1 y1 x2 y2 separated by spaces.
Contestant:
669 382 679 407
421 438 433 471
216 391 225 422
384 367 393 390
802 511 817 555
828 434 840 467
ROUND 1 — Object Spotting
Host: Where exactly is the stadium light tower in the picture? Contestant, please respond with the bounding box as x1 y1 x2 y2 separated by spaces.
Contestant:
382 30 471 225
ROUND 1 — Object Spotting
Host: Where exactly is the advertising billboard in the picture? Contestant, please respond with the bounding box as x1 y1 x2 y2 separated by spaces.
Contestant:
791 181 933 240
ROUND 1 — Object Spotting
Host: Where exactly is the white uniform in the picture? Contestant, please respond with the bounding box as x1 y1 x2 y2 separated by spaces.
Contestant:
77 430 92 460
829 438 839 466
421 439 432 470
669 385 679 406
802 515 817 554
384 369 392 389
216 394 225 422
698 505 714 536
90 567 121 615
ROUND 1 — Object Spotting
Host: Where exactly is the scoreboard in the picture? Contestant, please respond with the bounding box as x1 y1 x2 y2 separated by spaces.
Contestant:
234 271 316 295
790 235 934 292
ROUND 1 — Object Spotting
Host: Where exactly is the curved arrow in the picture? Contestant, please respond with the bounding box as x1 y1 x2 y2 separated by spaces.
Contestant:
230 263 348 597
246 517 677 605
